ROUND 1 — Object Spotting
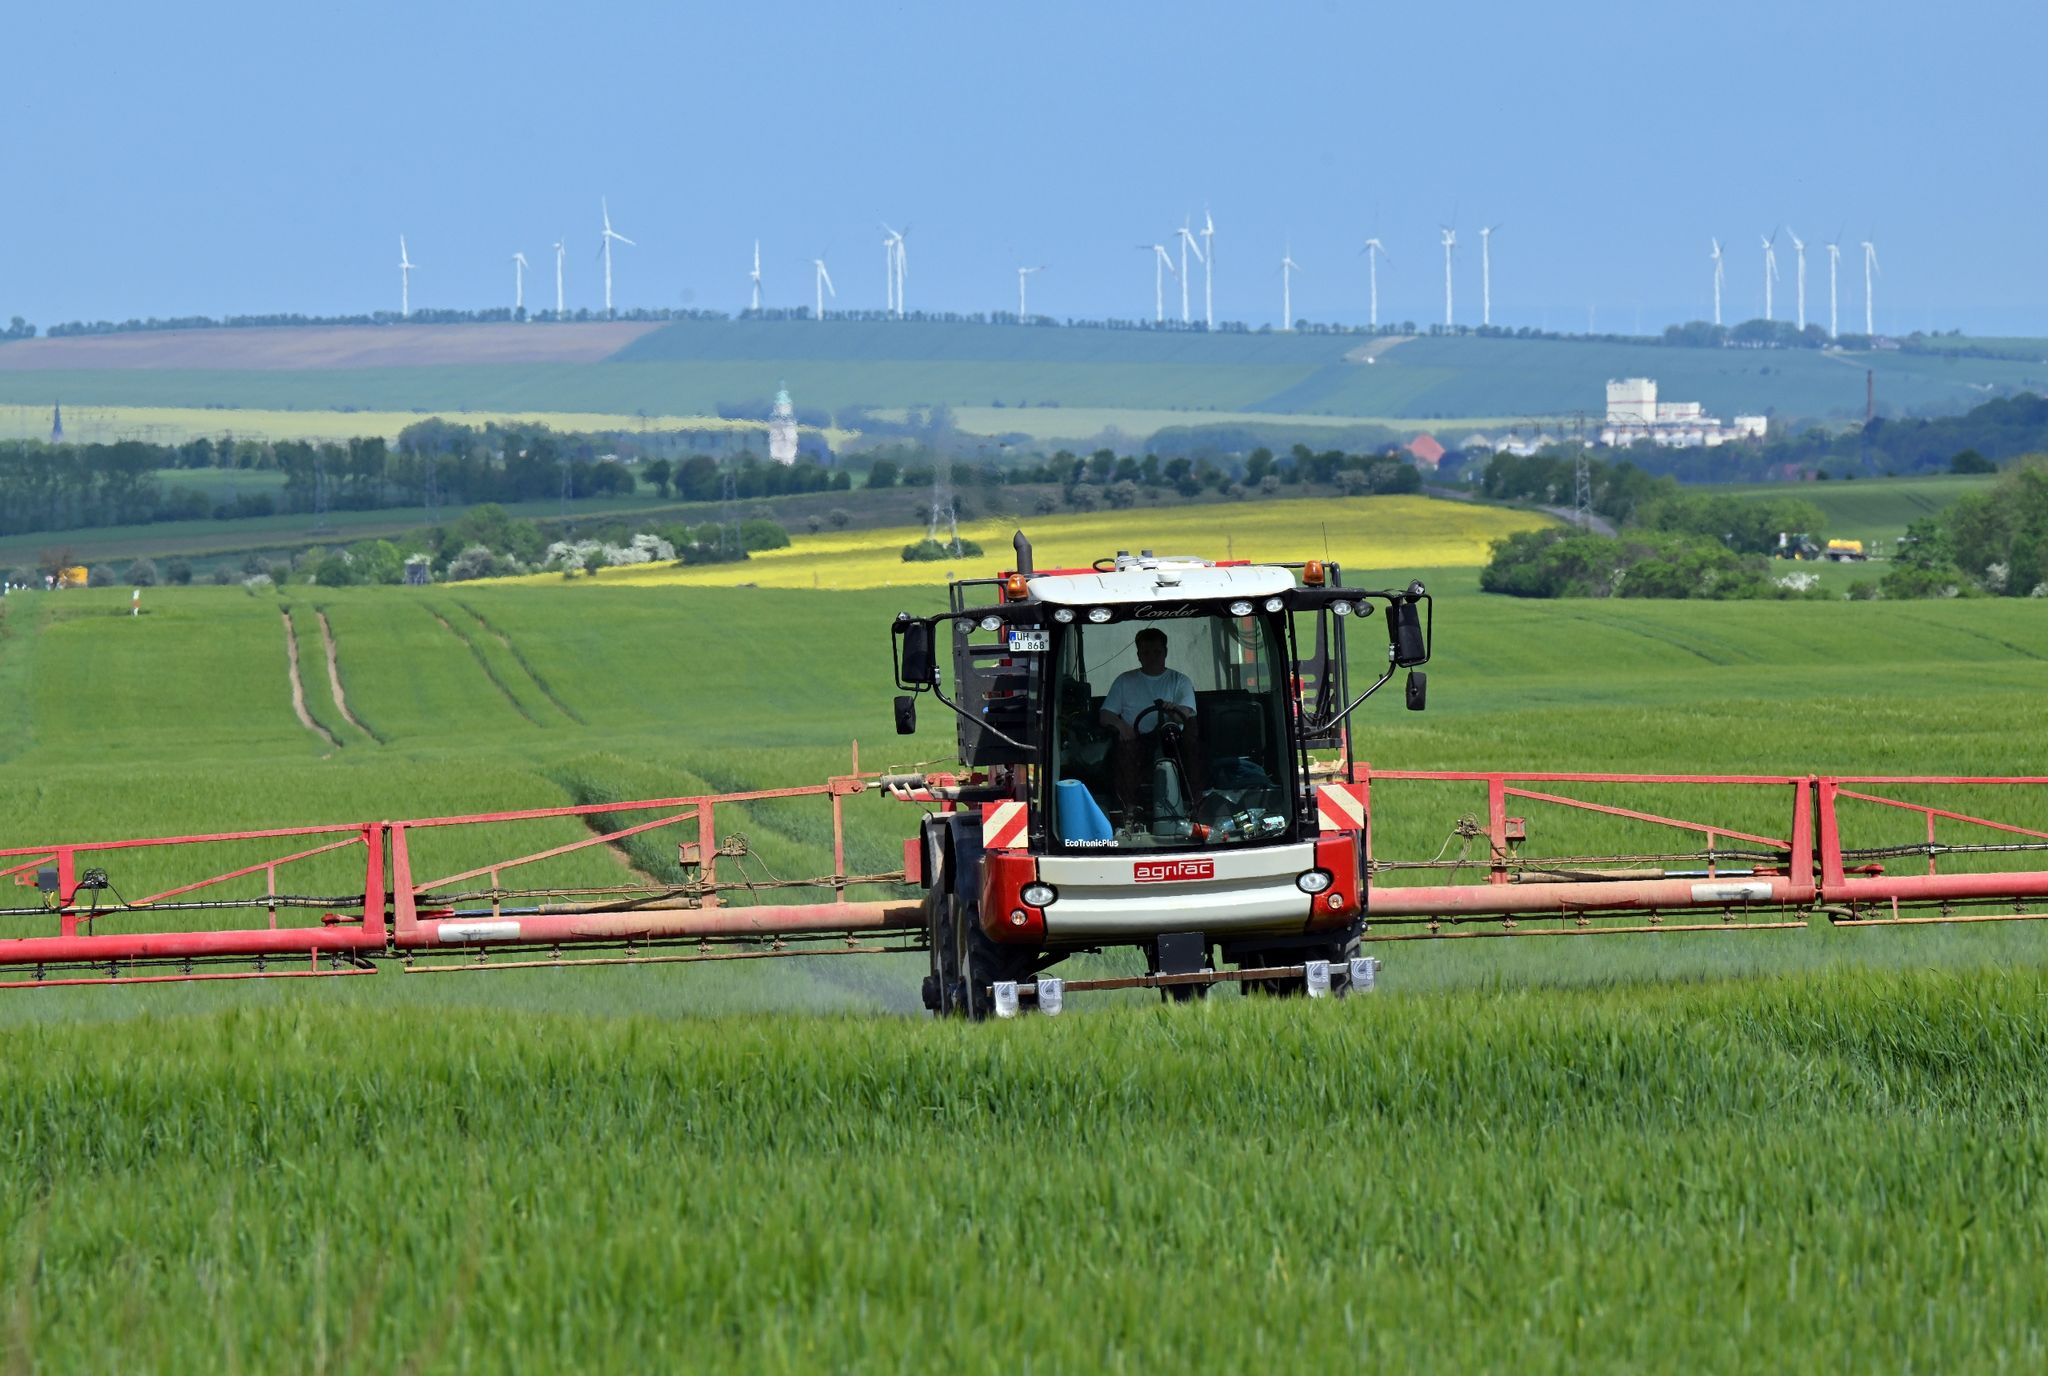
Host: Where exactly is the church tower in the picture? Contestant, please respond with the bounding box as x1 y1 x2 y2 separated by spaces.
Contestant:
767 382 798 465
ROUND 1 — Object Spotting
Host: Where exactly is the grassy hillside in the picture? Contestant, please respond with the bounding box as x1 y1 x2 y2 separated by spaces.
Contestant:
611 318 1357 366
0 360 1317 418
1722 472 1996 543
3 322 2042 442
1254 333 2048 423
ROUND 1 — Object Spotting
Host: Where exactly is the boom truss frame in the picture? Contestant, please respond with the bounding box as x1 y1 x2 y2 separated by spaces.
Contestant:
1 764 2044 988
1352 766 2048 938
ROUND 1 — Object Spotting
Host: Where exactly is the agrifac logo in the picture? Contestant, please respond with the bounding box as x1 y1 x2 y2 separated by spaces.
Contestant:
1134 859 1215 883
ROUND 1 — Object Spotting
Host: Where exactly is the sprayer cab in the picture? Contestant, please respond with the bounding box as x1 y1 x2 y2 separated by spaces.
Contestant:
888 532 1431 1014
892 534 1430 798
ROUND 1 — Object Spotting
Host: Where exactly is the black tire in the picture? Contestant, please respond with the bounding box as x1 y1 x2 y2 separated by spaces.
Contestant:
923 822 1045 1020
928 883 1026 1020
923 835 971 1017
958 908 1041 1020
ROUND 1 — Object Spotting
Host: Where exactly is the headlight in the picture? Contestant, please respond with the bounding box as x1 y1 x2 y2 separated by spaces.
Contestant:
1086 607 1113 624
1052 607 1076 623
1296 869 1333 894
1228 599 1253 617
1020 882 1057 907
1263 596 1285 613
1331 600 1354 617
978 614 1003 631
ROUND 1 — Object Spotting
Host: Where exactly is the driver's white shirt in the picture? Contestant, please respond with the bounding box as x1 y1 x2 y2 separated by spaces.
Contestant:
1102 667 1196 733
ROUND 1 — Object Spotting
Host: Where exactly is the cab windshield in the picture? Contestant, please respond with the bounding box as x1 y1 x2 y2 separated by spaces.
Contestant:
1046 613 1294 850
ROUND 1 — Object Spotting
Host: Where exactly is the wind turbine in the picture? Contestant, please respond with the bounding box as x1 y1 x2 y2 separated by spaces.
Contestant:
1826 237 1842 340
1175 220 1205 325
1200 209 1215 329
1140 243 1176 323
398 235 416 318
1017 265 1045 320
1280 245 1300 331
1861 239 1880 336
1361 238 1389 329
880 226 900 314
553 238 566 317
881 225 908 317
512 252 529 314
1710 238 1725 326
599 198 634 317
1761 231 1779 323
1439 228 1457 327
895 231 908 316
1479 225 1501 327
1789 228 1807 331
749 240 763 313
812 256 836 321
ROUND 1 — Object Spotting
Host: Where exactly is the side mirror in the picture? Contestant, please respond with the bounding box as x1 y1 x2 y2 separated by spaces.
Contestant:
898 619 937 687
893 695 918 735
1405 670 1427 712
1387 599 1427 667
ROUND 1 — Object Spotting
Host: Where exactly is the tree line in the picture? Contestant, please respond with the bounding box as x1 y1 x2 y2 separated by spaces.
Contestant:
854 443 1423 505
1479 528 1808 600
1759 392 2048 479
1872 458 2048 598
1477 451 1838 600
0 422 857 538
26 307 731 337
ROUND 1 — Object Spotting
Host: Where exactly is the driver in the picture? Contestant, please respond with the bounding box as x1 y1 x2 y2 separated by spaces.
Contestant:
1100 627 1204 810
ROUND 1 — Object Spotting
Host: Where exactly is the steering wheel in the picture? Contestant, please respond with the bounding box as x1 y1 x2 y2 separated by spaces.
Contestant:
1131 700 1187 743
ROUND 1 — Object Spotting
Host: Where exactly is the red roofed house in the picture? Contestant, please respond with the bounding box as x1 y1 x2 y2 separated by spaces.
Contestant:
1406 433 1445 471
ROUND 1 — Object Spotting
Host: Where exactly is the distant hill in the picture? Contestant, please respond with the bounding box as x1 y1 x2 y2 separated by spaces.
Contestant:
1 320 2044 445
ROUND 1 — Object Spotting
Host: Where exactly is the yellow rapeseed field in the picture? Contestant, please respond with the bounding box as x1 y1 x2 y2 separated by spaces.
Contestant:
531 495 1553 590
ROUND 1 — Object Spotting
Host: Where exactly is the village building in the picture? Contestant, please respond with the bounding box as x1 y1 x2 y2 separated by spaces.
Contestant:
1599 378 1767 448
1405 433 1445 471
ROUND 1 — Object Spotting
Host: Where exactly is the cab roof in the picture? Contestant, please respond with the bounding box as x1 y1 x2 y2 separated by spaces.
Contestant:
1026 562 1295 606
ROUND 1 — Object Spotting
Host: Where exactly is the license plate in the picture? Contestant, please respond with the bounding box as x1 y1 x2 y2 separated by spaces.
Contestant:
1007 628 1050 653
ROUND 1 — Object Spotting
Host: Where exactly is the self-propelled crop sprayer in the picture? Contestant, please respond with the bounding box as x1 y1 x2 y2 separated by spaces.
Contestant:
4 530 2046 1016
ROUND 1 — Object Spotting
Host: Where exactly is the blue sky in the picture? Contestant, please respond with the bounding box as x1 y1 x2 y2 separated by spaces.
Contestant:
6 0 2045 334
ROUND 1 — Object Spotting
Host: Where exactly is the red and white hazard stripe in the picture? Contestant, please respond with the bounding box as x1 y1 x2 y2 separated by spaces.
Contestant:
1316 782 1367 833
981 800 1029 851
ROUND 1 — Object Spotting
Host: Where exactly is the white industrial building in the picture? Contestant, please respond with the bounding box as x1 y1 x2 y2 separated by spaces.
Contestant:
1600 378 1766 448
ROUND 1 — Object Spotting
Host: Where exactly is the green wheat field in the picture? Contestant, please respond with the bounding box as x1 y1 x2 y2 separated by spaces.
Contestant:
0 535 2045 1369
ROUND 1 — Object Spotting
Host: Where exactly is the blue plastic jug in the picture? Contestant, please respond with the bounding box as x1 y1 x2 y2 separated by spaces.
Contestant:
1055 779 1113 841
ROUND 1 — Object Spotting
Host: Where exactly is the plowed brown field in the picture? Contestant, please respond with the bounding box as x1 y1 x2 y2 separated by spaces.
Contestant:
0 322 659 371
